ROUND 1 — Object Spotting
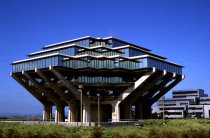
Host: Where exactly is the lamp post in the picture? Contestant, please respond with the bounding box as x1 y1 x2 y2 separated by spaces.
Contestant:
78 85 83 126
97 93 101 127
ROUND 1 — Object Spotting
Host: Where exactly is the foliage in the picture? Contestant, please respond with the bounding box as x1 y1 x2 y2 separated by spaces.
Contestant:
1 119 210 137
91 127 103 138
0 129 3 138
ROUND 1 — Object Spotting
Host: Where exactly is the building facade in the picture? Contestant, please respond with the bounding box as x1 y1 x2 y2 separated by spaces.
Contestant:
11 36 184 122
157 89 210 118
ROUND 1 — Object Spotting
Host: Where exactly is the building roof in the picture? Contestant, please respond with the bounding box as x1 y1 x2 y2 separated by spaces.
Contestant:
43 36 91 49
42 36 151 52
172 89 204 92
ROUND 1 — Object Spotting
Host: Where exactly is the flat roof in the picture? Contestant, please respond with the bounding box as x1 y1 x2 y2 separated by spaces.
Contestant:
29 44 80 56
13 53 138 64
173 89 204 92
12 53 67 64
129 55 183 67
29 44 122 56
43 36 91 49
30 43 165 61
102 36 151 51
14 52 183 68
112 45 166 60
43 36 151 52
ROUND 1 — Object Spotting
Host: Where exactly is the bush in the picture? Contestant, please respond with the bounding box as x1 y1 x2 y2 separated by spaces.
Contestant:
191 130 206 138
147 128 161 138
181 132 190 138
71 133 82 138
1 119 210 138
206 129 210 137
0 129 3 138
112 132 122 138
91 127 103 138
45 133 60 138
162 130 177 138
127 132 142 138
5 128 20 138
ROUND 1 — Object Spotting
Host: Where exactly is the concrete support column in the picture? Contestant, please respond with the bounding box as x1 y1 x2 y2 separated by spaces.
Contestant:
112 102 120 122
43 105 52 121
83 103 91 122
142 104 151 119
70 102 78 122
55 105 65 122
135 101 143 119
123 104 132 121
67 106 71 122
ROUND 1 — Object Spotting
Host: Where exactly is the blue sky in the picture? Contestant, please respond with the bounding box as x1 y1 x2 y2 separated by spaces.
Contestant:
0 0 210 114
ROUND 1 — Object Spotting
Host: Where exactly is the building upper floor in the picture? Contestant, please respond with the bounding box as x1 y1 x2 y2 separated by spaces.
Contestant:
172 89 207 99
12 36 183 74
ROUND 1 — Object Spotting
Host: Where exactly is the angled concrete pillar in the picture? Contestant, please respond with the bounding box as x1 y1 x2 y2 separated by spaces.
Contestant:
55 105 65 122
117 68 156 103
12 73 54 121
112 102 120 122
121 103 132 120
70 102 79 122
149 74 185 105
142 104 151 119
35 68 72 102
66 103 79 122
22 71 59 104
49 67 92 122
49 66 79 99
144 72 173 101
36 68 75 122
125 70 167 104
11 73 50 105
43 105 52 121
22 71 65 122
134 101 143 119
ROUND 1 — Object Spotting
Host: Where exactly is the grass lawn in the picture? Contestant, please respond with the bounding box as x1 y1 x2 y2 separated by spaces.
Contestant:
0 119 210 138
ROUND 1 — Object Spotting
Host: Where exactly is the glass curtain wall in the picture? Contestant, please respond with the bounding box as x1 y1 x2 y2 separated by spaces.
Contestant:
78 76 123 83
13 56 182 74
111 40 127 48
29 47 78 58
12 56 61 72
44 39 90 50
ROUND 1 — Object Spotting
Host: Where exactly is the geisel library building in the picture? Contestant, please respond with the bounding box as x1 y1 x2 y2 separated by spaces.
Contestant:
11 36 184 122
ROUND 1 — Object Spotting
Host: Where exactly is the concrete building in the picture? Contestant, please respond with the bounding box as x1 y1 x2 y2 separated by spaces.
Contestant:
157 89 210 118
11 36 184 122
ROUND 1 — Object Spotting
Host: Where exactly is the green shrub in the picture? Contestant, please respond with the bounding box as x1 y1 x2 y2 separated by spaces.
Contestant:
127 132 142 138
45 133 60 138
147 128 161 138
191 130 206 138
1 119 210 138
5 128 20 138
144 120 162 126
181 132 190 138
112 132 122 138
206 129 210 137
71 133 82 138
91 127 103 138
162 130 177 138
0 129 3 138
